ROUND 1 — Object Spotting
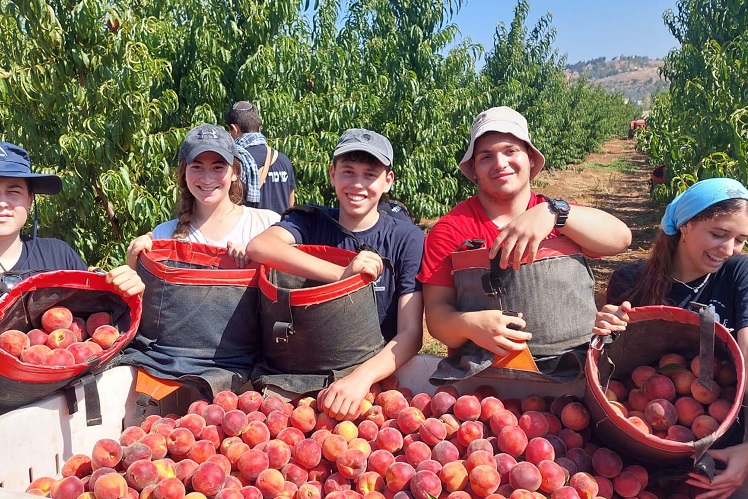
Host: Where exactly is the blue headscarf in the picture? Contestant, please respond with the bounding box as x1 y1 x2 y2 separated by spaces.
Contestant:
661 178 748 235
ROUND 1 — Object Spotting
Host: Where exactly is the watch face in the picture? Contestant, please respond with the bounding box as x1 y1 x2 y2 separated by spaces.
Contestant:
553 199 570 212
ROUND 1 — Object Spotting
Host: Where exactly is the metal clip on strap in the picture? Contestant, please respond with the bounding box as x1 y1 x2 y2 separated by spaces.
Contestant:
272 287 294 344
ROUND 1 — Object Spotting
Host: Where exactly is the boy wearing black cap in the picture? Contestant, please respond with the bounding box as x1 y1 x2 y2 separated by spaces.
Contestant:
246 128 425 420
0 142 143 296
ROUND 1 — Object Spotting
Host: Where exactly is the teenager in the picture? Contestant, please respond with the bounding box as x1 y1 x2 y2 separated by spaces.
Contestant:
126 123 279 268
246 128 424 420
0 141 142 296
594 177 748 499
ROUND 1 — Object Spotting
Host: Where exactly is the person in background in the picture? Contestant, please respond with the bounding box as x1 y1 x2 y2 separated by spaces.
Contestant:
246 128 424 421
126 124 279 268
226 101 296 215
0 141 143 296
594 177 748 499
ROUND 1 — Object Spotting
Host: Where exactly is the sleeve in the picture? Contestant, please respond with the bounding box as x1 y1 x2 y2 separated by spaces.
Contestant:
276 209 317 245
417 220 463 287
281 154 296 190
66 245 88 271
394 225 425 297
151 220 178 240
729 256 748 331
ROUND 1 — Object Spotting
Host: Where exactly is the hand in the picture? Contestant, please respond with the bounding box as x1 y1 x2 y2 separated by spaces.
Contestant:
341 250 383 281
465 310 531 356
593 301 632 336
686 443 748 499
317 373 372 421
127 232 154 269
489 203 556 270
106 265 145 297
227 241 250 268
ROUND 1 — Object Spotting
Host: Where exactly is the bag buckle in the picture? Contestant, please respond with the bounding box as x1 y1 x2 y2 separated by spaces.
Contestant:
272 321 294 343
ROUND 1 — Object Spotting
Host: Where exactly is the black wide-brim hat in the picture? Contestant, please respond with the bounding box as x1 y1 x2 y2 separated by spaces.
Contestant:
0 142 62 195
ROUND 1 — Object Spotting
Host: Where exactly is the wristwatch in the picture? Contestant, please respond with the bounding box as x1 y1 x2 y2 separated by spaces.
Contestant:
540 195 570 229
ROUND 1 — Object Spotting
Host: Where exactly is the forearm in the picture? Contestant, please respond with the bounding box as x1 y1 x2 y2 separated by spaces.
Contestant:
347 329 422 388
561 206 632 256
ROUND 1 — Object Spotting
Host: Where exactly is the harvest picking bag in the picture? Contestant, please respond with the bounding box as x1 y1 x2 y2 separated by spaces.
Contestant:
0 270 142 419
585 305 745 469
252 245 384 395
430 236 596 385
121 240 261 400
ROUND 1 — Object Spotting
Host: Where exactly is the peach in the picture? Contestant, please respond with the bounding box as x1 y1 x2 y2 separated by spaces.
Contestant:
139 432 168 459
440 413 461 439
590 448 622 479
27 329 51 349
489 410 518 435
240 420 269 448
364 405 386 428
508 461 542 492
67 341 101 364
403 441 431 468
518 411 549 439
323 433 348 462
479 397 504 423
188 439 217 464
192 461 227 497
224 441 250 469
385 462 416 492
201 403 226 426
674 396 705 426
624 464 648 490
666 424 695 442
377 390 409 419
42 306 74 332
93 472 129 499
453 395 481 422
266 439 292 469
456 420 484 447
174 458 199 486
121 442 153 469
92 325 120 349
45 328 76 349
333 420 359 442
42 348 76 366
368 449 396 477
494 453 517 481
630 365 656 387
469 465 501 496
259 395 283 415
61 454 93 478
415 460 442 475
410 393 432 418
325 472 352 494
612 471 640 498
521 394 547 412
690 356 719 378
465 450 496 473
0 329 30 356
409 470 442 499
91 438 123 470
267 410 291 437
568 472 598 499
337 449 367 479
558 428 583 450
418 418 447 446
69 317 87 342
153 458 177 481
165 427 195 456
277 427 305 449
606 380 627 401
298 483 323 499
716 360 738 386
627 416 651 435
358 419 380 441
670 369 696 395
560 403 590 431
708 398 732 423
644 399 677 430
85 311 112 335
125 459 160 491
281 462 308 487
691 378 720 405
565 448 592 475
397 407 426 434
525 437 555 465
356 471 385 495
537 460 566 493
293 437 322 469
223 409 249 437
439 461 468 492
691 414 719 439
643 374 676 402
373 426 402 454
548 486 581 498
179 412 208 438
496 425 528 457
659 352 687 368
237 448 269 481
235 390 261 413
348 438 372 458
213 390 239 412
430 391 456 418
50 476 85 499
290 405 316 433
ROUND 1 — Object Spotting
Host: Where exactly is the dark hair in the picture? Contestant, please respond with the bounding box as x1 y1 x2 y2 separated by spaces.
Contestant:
226 103 261 133
625 198 748 305
172 157 245 239
333 151 391 172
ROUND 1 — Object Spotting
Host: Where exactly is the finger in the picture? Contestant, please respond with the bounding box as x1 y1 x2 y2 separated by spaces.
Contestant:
591 327 612 336
525 240 540 266
488 235 506 260
511 242 527 271
499 240 516 269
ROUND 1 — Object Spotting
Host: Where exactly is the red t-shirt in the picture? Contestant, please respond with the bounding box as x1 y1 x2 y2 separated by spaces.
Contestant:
418 193 561 287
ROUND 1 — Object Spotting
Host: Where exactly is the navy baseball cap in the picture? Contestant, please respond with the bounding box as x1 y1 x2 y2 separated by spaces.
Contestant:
179 124 237 165
0 142 62 195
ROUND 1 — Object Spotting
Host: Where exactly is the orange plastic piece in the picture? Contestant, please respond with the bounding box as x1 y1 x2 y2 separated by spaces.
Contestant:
492 344 539 372
135 369 182 401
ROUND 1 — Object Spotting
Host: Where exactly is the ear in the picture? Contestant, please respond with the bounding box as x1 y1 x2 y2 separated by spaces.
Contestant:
228 123 241 139
328 163 336 184
383 170 395 193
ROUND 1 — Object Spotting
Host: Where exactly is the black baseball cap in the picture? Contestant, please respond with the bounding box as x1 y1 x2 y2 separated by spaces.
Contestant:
0 142 62 194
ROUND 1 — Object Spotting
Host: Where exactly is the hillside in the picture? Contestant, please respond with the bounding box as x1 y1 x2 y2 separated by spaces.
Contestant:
566 56 669 109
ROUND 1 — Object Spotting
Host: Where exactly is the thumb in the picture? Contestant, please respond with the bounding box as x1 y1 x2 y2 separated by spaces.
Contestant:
706 448 729 462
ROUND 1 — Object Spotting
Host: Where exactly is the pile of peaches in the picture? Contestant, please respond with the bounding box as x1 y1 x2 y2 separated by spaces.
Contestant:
20 379 695 499
603 352 738 442
0 306 120 367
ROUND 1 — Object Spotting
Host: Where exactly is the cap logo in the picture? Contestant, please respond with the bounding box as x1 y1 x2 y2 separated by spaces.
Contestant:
362 133 371 141
197 129 219 140
0 145 7 157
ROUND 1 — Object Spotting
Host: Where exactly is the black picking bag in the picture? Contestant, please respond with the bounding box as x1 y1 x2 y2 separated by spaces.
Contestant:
253 245 384 395
0 270 142 418
430 236 596 385
121 240 261 399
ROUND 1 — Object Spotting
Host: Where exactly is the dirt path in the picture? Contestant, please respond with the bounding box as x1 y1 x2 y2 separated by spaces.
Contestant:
421 137 663 355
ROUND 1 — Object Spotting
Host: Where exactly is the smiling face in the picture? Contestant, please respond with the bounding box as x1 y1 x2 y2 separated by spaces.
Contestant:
676 208 748 281
183 151 238 209
330 153 394 230
0 177 33 240
470 132 535 202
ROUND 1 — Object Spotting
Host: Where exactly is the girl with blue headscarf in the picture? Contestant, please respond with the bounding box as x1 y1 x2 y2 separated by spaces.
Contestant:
595 177 748 498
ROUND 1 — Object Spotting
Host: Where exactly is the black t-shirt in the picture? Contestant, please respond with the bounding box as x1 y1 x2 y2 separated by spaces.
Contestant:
607 254 748 333
277 207 425 341
247 144 296 215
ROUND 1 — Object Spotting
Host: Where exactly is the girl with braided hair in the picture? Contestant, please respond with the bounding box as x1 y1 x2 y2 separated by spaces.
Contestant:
127 124 279 268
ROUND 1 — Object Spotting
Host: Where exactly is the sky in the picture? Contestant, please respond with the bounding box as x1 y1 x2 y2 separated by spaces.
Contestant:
451 0 681 64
